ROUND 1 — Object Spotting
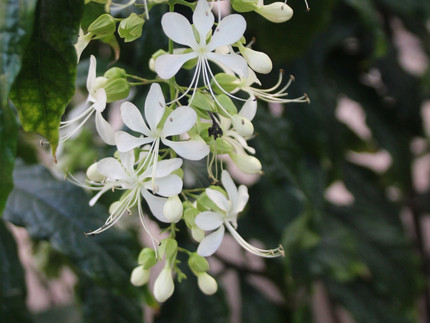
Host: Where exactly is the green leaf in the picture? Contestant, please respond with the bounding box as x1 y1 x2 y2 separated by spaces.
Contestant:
76 275 142 323
3 162 140 295
9 0 84 156
0 0 37 215
0 219 32 322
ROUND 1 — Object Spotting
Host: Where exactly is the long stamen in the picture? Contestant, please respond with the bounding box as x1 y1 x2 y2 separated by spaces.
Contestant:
224 222 285 258
59 109 96 143
137 194 160 251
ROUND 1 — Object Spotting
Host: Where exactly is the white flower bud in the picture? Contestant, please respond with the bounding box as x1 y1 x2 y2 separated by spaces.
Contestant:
191 226 205 242
93 76 108 93
241 48 272 74
255 2 293 23
231 114 254 138
130 266 150 286
153 267 175 302
197 272 218 295
230 153 262 174
86 162 105 182
163 195 183 223
149 57 156 72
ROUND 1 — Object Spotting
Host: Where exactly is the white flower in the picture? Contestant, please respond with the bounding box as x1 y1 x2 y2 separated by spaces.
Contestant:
153 267 175 302
130 266 151 286
195 170 284 257
197 272 218 295
154 0 248 107
59 55 115 145
116 83 209 162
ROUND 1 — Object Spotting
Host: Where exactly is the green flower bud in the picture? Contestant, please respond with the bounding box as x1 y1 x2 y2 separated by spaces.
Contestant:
211 73 240 94
104 78 130 102
184 207 199 228
255 2 293 23
88 14 116 37
104 67 127 79
191 226 205 242
158 238 178 261
138 248 157 269
240 47 272 74
188 253 209 273
163 195 183 223
86 162 105 182
231 114 254 137
197 272 218 295
130 266 151 286
230 152 262 174
118 13 145 42
216 94 238 117
231 0 259 12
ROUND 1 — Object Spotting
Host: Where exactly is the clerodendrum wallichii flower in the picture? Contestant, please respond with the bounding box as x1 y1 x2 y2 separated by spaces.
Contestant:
63 0 310 304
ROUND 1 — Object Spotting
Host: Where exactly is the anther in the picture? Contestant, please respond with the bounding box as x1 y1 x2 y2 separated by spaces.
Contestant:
159 101 163 107
169 117 173 122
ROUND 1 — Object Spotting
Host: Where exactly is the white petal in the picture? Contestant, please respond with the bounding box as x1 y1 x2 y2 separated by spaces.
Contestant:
97 157 128 180
145 83 166 131
95 112 115 145
221 170 237 207
162 139 209 160
141 189 169 222
86 55 96 92
161 12 198 49
120 101 150 135
206 52 248 78
195 211 223 231
155 52 198 80
144 158 183 178
197 225 225 257
93 88 107 112
144 174 182 197
235 184 249 214
119 151 135 175
115 131 154 152
193 0 214 46
239 97 257 121
207 15 246 51
206 188 229 212
161 106 197 137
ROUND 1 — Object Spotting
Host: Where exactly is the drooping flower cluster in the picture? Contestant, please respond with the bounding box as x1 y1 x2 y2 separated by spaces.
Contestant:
64 0 308 303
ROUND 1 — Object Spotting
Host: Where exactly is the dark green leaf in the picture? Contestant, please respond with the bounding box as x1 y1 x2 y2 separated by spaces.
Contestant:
9 0 84 156
3 162 140 295
0 219 32 322
0 0 37 215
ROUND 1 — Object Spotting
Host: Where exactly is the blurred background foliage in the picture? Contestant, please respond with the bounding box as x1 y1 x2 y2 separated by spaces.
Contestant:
2 0 430 322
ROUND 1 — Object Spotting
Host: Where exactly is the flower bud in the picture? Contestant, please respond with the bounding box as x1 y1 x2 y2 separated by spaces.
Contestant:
210 138 234 154
231 0 259 12
86 162 105 182
118 13 145 42
197 272 218 295
230 152 262 174
104 67 127 79
240 48 272 74
149 49 167 72
231 114 254 137
104 78 130 102
191 226 205 242
153 267 175 302
163 195 183 223
130 266 150 286
138 248 157 269
88 14 116 37
158 238 178 260
255 2 293 23
93 77 108 93
184 207 199 228
188 253 209 273
108 201 122 214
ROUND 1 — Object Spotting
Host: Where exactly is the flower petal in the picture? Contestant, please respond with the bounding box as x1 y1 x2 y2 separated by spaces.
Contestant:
161 12 198 49
145 83 166 131
193 0 214 46
162 138 209 160
195 211 223 231
155 52 198 80
161 106 197 137
93 88 107 112
141 189 169 222
197 225 225 257
86 55 96 92
143 158 183 178
239 97 257 121
115 131 154 152
120 101 150 135
95 112 115 145
119 151 135 175
97 157 128 180
206 188 229 212
144 174 183 197
206 52 248 78
207 14 246 51
221 170 237 207
235 184 249 214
